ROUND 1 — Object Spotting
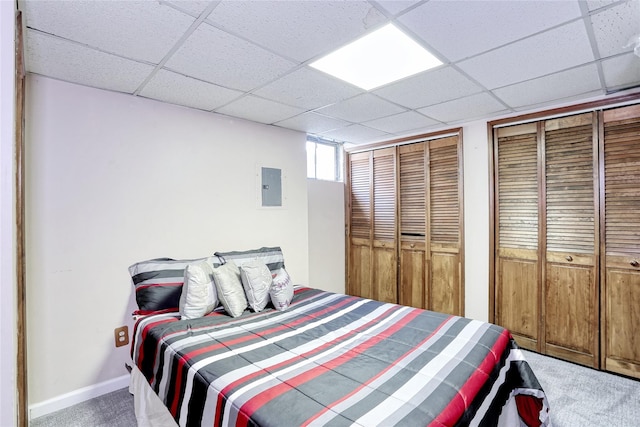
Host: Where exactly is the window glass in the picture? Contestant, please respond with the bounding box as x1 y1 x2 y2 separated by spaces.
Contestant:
306 138 343 182
306 140 316 178
316 143 336 180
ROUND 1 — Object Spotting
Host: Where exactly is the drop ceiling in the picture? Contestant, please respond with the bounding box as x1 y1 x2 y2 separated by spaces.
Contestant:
20 0 640 145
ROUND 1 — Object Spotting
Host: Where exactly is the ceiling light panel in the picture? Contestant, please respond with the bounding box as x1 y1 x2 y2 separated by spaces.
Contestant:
310 24 442 90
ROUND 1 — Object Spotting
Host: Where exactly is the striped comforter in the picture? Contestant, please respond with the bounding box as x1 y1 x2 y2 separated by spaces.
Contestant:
132 287 550 427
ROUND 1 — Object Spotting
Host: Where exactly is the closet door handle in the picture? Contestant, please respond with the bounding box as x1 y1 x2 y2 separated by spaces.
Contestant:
410 243 415 248
565 255 573 262
631 260 639 268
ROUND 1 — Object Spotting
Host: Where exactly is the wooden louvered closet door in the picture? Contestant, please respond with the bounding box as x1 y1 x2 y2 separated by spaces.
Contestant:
347 134 463 310
372 148 397 303
347 151 372 299
543 113 599 367
428 136 463 316
398 143 427 309
495 123 540 351
601 104 640 379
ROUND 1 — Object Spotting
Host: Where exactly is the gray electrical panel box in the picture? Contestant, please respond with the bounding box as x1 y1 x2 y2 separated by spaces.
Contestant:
261 167 282 207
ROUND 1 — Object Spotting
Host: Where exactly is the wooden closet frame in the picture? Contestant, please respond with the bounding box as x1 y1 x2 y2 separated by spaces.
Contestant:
14 9 28 427
487 92 640 334
344 127 464 314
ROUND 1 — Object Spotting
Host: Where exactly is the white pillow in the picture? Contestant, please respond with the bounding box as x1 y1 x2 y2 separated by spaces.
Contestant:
270 268 294 311
212 261 248 317
239 261 272 312
179 260 218 320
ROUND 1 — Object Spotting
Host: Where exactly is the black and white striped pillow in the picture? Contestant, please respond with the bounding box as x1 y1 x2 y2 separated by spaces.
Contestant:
129 256 221 314
214 247 285 273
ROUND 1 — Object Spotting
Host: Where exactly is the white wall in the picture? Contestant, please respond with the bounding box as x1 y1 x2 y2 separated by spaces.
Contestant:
307 179 345 294
25 75 310 409
0 2 17 426
461 121 491 322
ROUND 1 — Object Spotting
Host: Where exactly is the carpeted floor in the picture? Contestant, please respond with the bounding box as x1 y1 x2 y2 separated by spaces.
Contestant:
30 350 640 426
30 387 136 427
522 350 640 426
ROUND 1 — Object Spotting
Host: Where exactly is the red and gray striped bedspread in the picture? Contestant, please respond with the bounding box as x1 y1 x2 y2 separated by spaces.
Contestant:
132 287 550 427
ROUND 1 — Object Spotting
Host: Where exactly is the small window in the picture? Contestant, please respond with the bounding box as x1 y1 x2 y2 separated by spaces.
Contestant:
306 137 343 182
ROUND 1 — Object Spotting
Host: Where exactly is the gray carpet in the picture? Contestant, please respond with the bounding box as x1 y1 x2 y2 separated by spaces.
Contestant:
30 387 136 427
30 351 640 426
522 350 640 426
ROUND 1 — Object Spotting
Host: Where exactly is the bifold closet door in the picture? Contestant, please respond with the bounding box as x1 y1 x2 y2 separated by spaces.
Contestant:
602 104 640 379
495 123 540 351
371 148 397 303
543 113 599 367
428 136 463 316
347 151 372 299
398 143 427 309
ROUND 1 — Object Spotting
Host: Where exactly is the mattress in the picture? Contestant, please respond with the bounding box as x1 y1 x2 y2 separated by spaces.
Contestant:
131 287 550 426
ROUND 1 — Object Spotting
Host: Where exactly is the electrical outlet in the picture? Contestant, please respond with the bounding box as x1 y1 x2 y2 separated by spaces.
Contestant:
114 326 129 348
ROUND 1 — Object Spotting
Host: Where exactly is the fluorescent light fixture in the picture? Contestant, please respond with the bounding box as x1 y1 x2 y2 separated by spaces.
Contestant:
310 24 442 90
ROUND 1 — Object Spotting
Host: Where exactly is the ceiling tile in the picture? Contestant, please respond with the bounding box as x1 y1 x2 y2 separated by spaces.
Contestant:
601 53 640 90
399 0 581 62
458 20 595 89
21 0 638 146
23 0 194 64
214 95 305 125
26 31 154 94
314 94 406 123
493 64 603 109
206 1 387 63
164 23 296 92
587 0 620 12
417 93 507 123
254 67 363 110
374 1 422 16
139 69 243 111
373 66 482 109
512 90 604 112
362 111 440 134
275 113 350 134
591 0 640 58
166 0 215 17
319 124 390 144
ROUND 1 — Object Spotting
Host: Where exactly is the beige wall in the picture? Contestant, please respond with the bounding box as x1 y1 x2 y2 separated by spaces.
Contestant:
25 75 310 407
461 120 491 322
307 178 345 294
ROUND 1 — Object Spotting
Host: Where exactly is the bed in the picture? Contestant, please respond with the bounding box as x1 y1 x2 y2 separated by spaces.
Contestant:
129 285 550 426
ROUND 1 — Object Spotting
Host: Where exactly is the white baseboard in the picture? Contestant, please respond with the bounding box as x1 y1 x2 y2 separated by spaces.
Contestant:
29 374 130 420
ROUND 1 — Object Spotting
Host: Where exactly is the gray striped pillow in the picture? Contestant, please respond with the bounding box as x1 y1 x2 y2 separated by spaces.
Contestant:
214 247 285 272
129 256 221 314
